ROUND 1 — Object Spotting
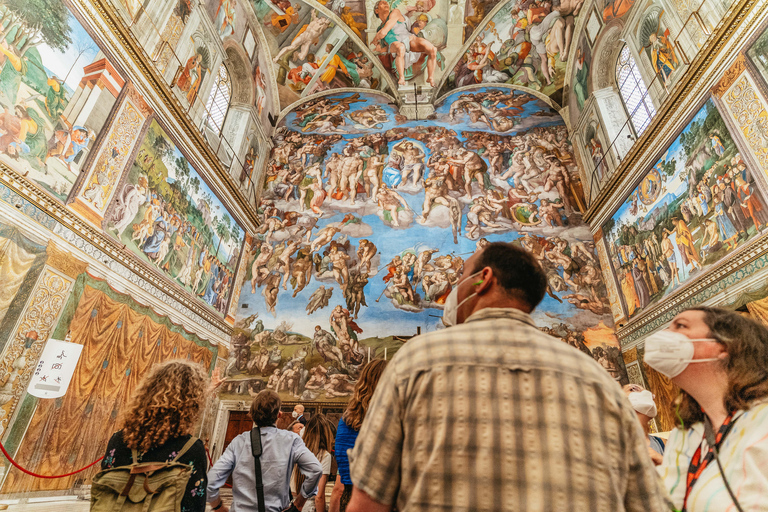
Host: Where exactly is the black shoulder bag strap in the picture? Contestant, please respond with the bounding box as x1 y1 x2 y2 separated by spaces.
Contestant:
251 427 266 512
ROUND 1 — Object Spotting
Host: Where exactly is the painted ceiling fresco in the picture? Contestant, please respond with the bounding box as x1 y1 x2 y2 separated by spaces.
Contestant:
441 0 584 105
204 0 593 121
223 86 628 402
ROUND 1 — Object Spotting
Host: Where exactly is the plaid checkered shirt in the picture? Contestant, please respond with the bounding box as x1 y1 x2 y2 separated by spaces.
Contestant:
348 308 670 511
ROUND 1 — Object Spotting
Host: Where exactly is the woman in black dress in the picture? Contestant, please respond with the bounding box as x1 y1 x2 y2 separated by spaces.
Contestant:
100 360 211 512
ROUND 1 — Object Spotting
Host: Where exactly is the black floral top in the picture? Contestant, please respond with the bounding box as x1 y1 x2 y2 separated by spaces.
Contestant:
102 430 208 512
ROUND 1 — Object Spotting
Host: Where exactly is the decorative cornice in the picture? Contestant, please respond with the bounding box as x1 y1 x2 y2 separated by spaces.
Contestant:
0 164 232 341
583 0 766 226
72 0 262 230
711 53 748 97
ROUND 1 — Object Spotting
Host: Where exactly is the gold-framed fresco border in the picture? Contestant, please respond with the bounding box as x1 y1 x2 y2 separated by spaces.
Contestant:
0 163 234 338
583 0 767 226
599 89 766 332
71 0 262 232
615 232 768 344
99 112 247 317
742 15 768 104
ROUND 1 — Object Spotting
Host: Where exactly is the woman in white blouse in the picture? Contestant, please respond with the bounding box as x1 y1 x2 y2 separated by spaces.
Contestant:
646 307 768 511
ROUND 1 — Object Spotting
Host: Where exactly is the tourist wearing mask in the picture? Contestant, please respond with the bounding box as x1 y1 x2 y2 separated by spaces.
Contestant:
329 360 388 512
293 404 307 425
207 390 322 512
649 307 768 511
623 384 665 465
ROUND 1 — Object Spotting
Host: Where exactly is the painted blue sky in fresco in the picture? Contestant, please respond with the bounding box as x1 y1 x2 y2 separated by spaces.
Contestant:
240 88 602 339
279 88 562 136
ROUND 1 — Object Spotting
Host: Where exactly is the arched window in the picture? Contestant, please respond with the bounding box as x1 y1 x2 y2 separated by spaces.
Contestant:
204 63 231 134
616 45 656 136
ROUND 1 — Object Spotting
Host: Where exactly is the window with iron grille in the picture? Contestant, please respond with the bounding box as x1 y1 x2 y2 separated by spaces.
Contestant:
204 64 231 134
616 44 656 136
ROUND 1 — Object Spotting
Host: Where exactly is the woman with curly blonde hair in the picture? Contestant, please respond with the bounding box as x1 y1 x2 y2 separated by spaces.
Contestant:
99 360 212 512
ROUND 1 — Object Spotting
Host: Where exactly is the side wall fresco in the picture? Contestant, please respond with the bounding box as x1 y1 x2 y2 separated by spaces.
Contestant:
0 0 125 202
601 17 768 326
0 197 221 492
602 98 768 320
0 0 251 320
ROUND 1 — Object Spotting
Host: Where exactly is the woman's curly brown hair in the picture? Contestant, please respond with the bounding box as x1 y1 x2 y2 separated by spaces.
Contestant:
120 360 210 452
342 359 387 430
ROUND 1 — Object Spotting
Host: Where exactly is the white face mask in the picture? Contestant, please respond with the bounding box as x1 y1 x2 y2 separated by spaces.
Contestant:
628 390 658 419
299 427 305 438
292 411 299 418
442 271 483 327
643 330 721 378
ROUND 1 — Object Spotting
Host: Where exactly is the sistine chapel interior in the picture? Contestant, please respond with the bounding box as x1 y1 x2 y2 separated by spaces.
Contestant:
0 0 766 507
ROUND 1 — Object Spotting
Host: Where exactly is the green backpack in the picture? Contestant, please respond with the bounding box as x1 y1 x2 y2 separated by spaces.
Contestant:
90 437 198 512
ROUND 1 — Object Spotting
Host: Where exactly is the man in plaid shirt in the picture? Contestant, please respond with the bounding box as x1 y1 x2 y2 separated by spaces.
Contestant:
347 242 669 512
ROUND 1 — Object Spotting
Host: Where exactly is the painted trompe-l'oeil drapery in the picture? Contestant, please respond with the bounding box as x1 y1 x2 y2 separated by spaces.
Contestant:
4 284 213 492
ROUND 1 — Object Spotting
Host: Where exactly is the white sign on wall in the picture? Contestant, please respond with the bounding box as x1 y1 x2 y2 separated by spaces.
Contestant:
27 339 84 399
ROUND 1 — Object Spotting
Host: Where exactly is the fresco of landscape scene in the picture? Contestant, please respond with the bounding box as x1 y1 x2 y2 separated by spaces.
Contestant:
106 120 244 316
0 0 122 201
603 99 768 319
222 87 627 401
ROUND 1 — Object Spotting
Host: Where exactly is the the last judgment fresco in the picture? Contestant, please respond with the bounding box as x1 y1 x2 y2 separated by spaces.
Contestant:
224 88 628 401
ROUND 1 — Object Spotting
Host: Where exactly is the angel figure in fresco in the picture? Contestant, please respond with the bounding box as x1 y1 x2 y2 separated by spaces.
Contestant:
215 0 237 38
315 44 363 90
266 1 301 33
307 286 334 314
255 66 267 116
371 0 439 87
340 6 368 39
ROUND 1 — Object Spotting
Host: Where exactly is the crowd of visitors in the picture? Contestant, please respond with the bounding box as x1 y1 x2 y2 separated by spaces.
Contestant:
93 241 768 512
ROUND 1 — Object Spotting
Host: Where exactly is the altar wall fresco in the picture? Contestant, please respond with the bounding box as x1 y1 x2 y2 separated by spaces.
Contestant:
223 86 628 402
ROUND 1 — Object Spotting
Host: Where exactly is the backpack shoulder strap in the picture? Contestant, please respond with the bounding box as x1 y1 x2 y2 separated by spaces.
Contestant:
250 427 266 512
172 437 200 463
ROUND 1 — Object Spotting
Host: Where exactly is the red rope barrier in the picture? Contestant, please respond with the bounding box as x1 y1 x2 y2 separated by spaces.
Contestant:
0 440 103 479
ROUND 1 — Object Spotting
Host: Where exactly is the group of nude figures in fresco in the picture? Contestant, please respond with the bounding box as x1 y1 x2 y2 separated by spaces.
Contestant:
250 102 608 317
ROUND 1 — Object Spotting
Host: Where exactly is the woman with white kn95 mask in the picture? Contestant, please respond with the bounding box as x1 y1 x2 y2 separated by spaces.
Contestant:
649 307 768 512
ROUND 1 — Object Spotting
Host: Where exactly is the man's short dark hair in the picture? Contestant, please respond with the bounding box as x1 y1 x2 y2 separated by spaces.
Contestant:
472 242 547 310
250 390 281 427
